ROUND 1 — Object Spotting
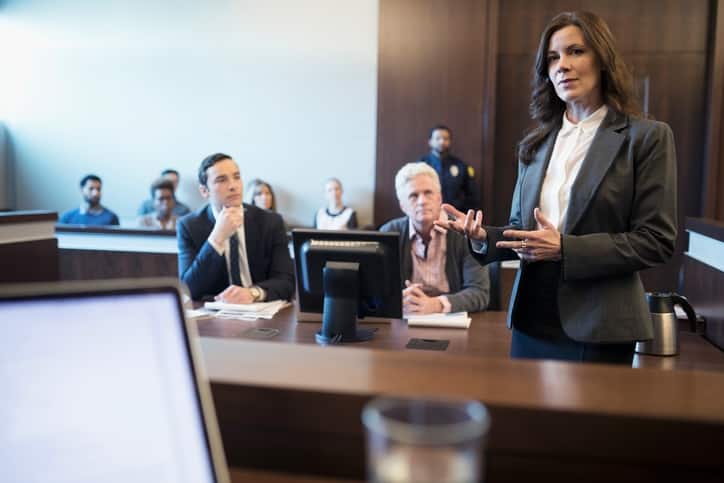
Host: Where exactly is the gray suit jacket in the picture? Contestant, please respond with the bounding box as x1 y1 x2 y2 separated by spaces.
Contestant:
380 217 490 313
474 109 677 342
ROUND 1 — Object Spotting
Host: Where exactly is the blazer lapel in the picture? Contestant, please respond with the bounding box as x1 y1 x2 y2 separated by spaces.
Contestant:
203 204 216 230
242 204 257 273
444 229 460 292
204 204 229 287
563 110 628 234
521 132 557 229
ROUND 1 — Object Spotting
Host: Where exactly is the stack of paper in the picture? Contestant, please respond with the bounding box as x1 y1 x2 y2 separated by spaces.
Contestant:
204 300 291 320
406 312 471 329
184 308 215 320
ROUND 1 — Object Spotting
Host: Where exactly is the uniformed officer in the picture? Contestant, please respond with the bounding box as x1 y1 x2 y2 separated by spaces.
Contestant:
417 125 481 214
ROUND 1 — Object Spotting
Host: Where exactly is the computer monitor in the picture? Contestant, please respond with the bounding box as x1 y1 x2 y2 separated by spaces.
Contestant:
291 229 402 344
0 279 229 483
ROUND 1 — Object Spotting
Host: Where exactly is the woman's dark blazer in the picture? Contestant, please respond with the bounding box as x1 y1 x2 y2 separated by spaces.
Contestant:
473 108 677 343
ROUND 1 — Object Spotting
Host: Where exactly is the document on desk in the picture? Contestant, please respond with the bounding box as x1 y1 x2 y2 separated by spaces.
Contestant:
406 312 471 329
204 300 290 320
184 308 215 320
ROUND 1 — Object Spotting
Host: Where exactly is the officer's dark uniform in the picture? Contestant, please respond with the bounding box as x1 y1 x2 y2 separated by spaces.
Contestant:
418 152 481 214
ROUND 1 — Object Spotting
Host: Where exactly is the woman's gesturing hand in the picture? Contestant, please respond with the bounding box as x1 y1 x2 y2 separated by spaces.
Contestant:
497 208 561 262
435 204 488 242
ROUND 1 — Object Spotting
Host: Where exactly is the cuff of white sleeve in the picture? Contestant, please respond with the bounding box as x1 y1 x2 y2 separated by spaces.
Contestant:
208 236 225 256
438 295 452 314
470 239 488 255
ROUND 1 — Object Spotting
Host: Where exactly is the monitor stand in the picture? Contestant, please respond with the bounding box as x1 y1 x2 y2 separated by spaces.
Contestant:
315 261 376 344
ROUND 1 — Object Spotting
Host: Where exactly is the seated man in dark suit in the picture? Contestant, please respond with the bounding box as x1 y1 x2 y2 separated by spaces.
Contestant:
380 162 489 314
177 153 294 303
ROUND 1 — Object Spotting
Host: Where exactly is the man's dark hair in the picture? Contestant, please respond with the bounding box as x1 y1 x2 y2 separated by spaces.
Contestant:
161 168 179 177
198 153 232 186
150 178 176 199
80 174 102 188
428 124 452 140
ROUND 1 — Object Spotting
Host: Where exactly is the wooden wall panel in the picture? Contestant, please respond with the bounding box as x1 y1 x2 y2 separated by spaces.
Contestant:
497 0 709 54
59 249 177 281
704 0 724 221
627 53 708 290
374 0 490 226
213 382 724 482
491 53 533 225
0 239 59 283
682 255 724 350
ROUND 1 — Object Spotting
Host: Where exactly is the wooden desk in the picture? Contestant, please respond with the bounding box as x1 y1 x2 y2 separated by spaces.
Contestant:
196 306 724 372
230 468 358 483
0 211 59 283
199 306 724 480
202 337 724 482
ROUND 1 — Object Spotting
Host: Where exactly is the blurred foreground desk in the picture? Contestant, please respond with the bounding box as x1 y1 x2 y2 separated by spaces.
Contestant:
196 307 724 372
198 309 724 482
203 337 724 483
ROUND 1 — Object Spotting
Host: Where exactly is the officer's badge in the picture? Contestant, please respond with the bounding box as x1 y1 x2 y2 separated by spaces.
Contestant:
449 165 459 177
468 166 475 177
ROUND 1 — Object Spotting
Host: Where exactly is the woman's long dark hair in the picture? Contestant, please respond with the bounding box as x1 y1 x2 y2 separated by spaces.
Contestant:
517 11 641 164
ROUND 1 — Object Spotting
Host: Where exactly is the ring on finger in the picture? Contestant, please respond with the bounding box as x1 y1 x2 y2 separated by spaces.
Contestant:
521 238 527 249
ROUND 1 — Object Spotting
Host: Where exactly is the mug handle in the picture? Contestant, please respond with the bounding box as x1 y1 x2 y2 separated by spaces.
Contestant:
671 294 698 332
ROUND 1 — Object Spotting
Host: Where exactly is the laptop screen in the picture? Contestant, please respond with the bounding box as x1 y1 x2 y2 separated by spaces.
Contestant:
0 290 219 483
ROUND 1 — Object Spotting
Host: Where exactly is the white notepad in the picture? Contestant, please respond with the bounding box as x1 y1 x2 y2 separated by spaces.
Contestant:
204 300 290 320
205 300 286 312
406 311 471 329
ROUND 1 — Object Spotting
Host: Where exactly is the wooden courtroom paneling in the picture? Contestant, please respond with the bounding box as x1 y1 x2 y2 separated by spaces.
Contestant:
680 219 724 352
59 249 177 281
0 211 58 224
0 210 59 283
628 51 708 290
704 0 724 221
374 0 492 226
56 225 178 280
196 307 724 372
203 338 724 482
682 255 724 350
229 468 356 483
0 239 59 283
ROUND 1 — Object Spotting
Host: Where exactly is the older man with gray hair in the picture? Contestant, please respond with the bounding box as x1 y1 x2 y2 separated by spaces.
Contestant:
380 162 489 314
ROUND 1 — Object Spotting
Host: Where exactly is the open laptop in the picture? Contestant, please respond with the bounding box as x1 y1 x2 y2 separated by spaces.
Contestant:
0 279 230 483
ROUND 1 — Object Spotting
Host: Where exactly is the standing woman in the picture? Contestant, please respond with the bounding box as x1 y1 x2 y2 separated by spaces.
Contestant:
441 11 677 364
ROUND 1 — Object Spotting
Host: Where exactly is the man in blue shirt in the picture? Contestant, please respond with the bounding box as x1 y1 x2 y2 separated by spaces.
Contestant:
59 174 120 226
417 125 481 214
